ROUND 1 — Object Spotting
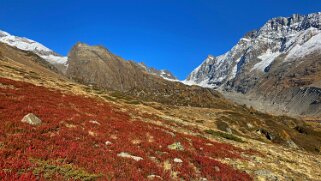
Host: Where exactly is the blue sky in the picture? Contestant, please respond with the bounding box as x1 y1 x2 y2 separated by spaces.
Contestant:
1 0 320 79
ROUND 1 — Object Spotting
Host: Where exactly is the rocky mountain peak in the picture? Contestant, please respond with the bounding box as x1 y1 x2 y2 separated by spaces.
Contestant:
185 12 321 88
184 11 321 117
68 42 177 81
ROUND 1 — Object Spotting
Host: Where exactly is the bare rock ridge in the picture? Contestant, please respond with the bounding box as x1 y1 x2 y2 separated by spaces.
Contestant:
137 62 177 80
185 12 321 117
66 42 227 107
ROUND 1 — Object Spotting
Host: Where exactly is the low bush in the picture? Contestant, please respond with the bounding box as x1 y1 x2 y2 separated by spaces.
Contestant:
0 77 252 180
205 129 245 143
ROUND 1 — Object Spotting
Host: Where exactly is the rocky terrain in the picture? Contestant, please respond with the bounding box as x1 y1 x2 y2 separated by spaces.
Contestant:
185 12 321 118
0 34 321 180
66 42 229 108
137 62 177 81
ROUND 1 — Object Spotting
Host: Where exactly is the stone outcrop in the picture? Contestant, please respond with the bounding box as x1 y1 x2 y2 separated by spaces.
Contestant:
21 113 42 126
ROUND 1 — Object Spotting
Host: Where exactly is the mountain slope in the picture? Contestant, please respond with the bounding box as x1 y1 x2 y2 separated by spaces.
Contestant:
137 62 178 81
185 12 321 117
66 42 229 108
1 43 321 180
0 30 68 68
0 30 179 82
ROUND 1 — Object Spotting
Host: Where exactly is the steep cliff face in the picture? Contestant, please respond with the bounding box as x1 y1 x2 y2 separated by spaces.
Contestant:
185 12 321 117
66 42 228 108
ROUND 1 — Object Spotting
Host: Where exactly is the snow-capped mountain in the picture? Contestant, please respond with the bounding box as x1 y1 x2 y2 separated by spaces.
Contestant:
185 12 321 89
0 30 67 66
185 12 321 117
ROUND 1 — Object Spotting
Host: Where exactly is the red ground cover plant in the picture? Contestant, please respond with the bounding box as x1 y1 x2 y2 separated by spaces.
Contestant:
0 77 252 180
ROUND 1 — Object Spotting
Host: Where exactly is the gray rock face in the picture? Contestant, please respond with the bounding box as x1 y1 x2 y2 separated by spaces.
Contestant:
185 12 321 117
21 113 42 126
254 170 279 181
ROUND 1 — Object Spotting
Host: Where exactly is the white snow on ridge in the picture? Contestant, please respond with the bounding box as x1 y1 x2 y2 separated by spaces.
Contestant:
40 55 68 65
286 30 321 61
229 57 241 80
160 70 179 82
0 30 67 65
182 77 218 88
251 50 281 72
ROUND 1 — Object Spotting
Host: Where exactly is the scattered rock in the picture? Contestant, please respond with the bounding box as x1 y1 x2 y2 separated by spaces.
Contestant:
214 166 220 172
149 156 158 163
21 113 42 126
147 175 162 180
65 123 76 128
247 123 254 129
173 158 183 163
226 127 232 134
131 139 142 145
165 130 176 137
167 142 184 151
105 141 112 146
88 131 97 136
286 140 299 149
294 126 308 134
89 120 100 125
254 169 279 181
110 135 118 140
257 129 275 141
117 152 143 161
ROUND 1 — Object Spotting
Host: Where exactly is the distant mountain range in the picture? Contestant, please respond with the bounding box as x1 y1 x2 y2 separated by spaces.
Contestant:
1 12 321 117
0 30 177 81
185 12 321 117
2 10 321 181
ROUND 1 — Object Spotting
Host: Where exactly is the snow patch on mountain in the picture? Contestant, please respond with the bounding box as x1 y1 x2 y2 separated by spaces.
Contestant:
286 29 321 61
229 57 242 80
182 78 216 88
40 54 68 65
251 50 281 72
0 30 67 66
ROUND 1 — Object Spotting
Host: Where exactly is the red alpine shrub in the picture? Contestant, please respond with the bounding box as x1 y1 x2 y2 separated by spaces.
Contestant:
0 78 252 180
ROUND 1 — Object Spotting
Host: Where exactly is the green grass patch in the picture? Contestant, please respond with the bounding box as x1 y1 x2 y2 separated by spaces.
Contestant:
204 129 245 143
124 100 141 105
30 158 103 181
